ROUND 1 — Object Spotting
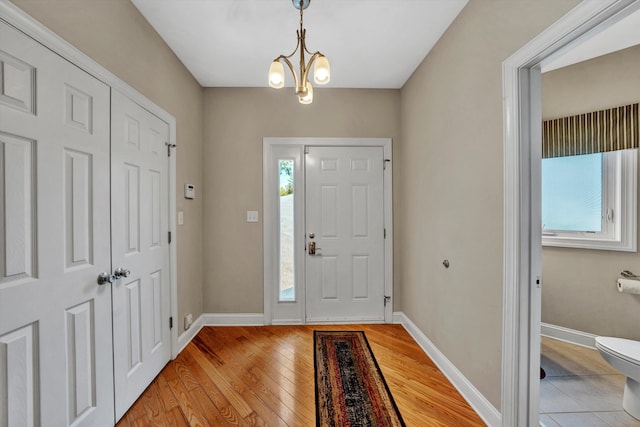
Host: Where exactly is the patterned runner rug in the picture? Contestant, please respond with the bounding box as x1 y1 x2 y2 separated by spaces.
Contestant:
314 331 406 427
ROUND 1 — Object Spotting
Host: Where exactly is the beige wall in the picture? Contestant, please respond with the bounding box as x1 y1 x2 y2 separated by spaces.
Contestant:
14 0 609 412
398 0 580 409
541 45 640 340
12 0 205 328
202 88 400 313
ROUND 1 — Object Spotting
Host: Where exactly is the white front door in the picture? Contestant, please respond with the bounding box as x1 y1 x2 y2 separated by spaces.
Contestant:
305 146 386 322
0 21 114 426
110 89 172 421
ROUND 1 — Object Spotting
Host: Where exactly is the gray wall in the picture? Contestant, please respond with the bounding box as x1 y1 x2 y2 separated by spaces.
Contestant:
541 45 640 340
202 88 400 313
398 0 580 409
12 0 205 329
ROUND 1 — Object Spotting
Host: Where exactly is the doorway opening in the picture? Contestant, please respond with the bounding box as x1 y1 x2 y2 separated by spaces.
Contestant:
502 1 640 425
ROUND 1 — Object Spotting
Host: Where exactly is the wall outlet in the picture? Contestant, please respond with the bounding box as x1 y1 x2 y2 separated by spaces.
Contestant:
184 313 193 330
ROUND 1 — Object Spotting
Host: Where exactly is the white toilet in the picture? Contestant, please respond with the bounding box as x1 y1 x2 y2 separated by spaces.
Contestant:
595 336 640 420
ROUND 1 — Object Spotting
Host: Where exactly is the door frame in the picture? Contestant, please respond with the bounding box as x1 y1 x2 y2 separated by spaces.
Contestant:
263 137 393 325
501 0 640 425
0 0 180 358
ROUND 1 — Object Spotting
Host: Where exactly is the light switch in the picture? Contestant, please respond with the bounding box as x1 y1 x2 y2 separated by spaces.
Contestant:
246 210 259 223
177 211 184 225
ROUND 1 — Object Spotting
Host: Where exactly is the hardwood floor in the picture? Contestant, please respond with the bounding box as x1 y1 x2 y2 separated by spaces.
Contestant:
115 325 486 426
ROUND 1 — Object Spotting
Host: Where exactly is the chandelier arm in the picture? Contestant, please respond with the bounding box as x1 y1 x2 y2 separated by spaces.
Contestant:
276 56 301 93
281 30 302 59
302 52 323 86
303 42 321 55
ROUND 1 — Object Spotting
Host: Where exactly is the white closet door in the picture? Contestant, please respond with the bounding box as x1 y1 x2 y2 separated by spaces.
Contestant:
110 89 171 421
0 21 114 426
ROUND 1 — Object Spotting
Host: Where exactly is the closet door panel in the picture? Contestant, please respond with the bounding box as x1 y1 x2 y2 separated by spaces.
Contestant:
111 89 171 421
0 20 114 427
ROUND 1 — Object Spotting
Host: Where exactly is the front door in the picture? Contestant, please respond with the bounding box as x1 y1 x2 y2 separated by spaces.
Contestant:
305 146 385 322
0 21 114 426
110 89 172 421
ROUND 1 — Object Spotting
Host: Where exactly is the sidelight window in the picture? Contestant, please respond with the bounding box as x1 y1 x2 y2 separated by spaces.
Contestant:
278 159 295 301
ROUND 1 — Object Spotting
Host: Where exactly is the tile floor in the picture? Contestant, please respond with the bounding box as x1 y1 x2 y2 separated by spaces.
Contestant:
540 336 640 426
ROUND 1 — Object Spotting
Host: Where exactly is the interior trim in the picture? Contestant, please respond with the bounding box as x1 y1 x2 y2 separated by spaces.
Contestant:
541 323 597 349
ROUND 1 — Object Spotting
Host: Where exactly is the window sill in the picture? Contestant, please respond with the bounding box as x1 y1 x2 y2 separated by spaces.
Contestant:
542 235 636 252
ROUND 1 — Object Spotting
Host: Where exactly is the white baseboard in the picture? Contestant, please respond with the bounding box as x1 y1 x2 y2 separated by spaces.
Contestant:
541 322 597 349
393 312 501 427
272 318 304 325
176 313 265 355
176 315 205 355
201 313 265 326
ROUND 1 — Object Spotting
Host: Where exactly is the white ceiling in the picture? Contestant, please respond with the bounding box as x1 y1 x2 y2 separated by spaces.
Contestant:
542 7 640 72
130 0 468 88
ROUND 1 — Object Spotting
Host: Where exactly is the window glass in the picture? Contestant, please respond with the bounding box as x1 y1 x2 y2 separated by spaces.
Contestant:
542 153 602 232
279 160 295 301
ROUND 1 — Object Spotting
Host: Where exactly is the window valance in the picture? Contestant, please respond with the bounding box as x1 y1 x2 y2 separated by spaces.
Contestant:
542 103 639 158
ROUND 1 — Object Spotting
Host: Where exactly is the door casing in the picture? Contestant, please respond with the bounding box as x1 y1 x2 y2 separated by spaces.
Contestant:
263 137 393 325
502 1 640 425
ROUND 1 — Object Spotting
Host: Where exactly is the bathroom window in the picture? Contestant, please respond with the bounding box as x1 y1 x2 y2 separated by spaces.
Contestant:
542 149 637 251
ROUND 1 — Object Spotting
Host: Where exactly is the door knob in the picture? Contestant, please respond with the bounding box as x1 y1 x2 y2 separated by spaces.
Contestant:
97 272 115 285
114 267 131 279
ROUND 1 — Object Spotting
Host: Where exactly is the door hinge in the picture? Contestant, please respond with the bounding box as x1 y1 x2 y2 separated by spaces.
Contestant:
166 142 176 157
304 146 310 154
383 159 391 170
384 228 386 239
168 231 172 244
384 295 391 306
169 317 173 329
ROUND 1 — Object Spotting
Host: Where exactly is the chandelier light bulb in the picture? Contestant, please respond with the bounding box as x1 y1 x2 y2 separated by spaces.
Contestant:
268 61 285 88
314 55 330 85
299 81 313 104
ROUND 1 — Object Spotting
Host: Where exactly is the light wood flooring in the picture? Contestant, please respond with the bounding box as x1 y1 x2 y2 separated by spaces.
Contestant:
540 336 640 426
116 324 486 426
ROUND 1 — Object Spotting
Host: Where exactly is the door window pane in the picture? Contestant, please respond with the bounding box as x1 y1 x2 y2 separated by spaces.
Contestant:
542 153 602 232
279 160 295 301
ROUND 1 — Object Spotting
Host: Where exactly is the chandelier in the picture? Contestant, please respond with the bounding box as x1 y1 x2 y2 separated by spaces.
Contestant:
268 0 330 104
